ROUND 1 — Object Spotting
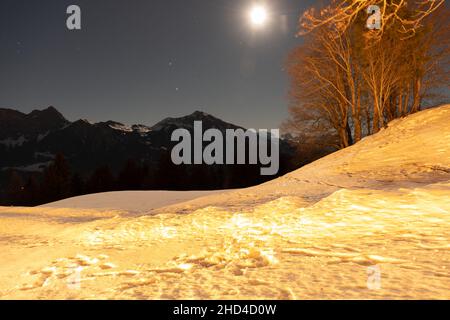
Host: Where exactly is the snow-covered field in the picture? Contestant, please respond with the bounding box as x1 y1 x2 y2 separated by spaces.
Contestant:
42 190 226 213
1 105 449 299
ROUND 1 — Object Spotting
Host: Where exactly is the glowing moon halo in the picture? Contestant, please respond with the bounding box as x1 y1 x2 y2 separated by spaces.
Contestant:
250 5 268 27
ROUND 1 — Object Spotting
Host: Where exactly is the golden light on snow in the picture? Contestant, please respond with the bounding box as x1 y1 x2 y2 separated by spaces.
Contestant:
0 105 449 299
249 5 268 27
177 263 194 271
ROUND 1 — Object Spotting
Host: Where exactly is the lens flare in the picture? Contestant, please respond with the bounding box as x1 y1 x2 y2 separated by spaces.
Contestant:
250 5 268 27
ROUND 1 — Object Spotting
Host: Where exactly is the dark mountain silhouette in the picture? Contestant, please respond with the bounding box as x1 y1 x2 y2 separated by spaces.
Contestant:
0 106 69 140
0 107 297 205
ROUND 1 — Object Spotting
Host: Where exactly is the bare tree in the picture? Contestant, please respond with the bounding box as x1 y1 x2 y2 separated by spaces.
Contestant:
361 33 404 131
300 0 445 39
286 23 369 147
285 1 449 152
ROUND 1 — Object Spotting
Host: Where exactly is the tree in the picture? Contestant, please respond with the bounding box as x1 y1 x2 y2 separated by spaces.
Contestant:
41 153 71 203
300 0 445 40
6 170 24 205
154 151 187 190
285 2 449 150
70 173 85 197
23 174 40 206
118 159 145 190
286 25 363 148
87 165 115 193
282 106 340 163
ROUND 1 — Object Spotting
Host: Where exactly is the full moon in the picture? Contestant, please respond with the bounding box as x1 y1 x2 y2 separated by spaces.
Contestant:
250 5 268 27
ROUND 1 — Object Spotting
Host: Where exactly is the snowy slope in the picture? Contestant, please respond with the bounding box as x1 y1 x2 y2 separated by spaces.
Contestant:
0 105 449 299
42 190 227 213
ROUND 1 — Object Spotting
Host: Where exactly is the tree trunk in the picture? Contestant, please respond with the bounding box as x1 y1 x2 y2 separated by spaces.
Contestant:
372 96 380 133
353 87 362 142
412 78 422 113
346 121 354 146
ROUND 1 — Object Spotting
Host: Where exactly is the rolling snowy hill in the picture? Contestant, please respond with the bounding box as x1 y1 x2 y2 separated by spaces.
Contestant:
0 105 449 299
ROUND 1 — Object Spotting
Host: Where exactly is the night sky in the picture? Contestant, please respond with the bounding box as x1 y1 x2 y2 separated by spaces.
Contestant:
0 0 315 129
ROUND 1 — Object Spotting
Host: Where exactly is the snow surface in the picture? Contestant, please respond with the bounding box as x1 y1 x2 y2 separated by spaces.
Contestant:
0 105 449 299
131 124 151 134
108 123 133 133
0 136 27 147
42 190 227 213
1 161 51 173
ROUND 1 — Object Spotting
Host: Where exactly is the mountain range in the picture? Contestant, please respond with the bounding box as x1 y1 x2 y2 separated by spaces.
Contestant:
0 107 295 179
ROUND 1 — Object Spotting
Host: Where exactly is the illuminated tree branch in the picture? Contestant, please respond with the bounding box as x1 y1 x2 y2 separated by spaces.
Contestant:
299 0 445 39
